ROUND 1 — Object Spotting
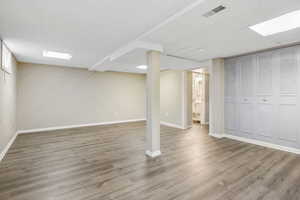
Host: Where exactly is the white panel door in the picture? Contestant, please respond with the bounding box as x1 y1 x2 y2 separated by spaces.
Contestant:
255 52 274 138
239 55 255 134
277 47 298 143
224 45 300 149
224 59 238 131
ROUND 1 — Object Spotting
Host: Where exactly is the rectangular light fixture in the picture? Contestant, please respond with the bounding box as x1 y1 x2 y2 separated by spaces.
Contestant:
43 50 72 60
136 65 148 70
249 10 300 36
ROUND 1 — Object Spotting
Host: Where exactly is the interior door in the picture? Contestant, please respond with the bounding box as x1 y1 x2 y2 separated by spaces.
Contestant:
255 52 274 138
224 59 237 131
239 56 255 134
277 47 298 143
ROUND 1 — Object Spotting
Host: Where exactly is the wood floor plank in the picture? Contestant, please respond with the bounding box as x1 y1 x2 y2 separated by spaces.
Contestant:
0 122 300 200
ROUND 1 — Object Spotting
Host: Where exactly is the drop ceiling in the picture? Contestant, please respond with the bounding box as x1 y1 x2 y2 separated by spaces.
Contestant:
0 0 197 69
143 0 300 62
1 0 300 73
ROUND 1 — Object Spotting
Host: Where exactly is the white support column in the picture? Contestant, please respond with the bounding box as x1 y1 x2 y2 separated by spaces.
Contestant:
209 58 225 138
146 50 161 158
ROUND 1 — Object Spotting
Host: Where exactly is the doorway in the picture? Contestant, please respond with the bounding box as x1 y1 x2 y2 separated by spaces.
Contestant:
192 68 209 126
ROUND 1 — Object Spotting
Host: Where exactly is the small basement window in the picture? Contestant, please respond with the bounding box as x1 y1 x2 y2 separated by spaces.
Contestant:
1 41 12 74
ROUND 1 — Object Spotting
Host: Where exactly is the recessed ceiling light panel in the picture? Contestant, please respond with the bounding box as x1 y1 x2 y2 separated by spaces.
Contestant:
250 10 300 36
136 65 148 70
43 50 72 60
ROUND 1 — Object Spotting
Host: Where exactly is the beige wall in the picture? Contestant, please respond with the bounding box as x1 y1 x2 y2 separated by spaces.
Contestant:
17 63 146 130
0 54 17 155
17 63 191 131
160 70 191 128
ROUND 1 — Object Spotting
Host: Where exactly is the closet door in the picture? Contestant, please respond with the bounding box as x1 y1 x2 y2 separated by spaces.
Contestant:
255 52 274 138
239 55 255 134
277 47 298 144
224 59 237 131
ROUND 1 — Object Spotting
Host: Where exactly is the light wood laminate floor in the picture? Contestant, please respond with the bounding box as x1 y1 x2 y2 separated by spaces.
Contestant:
1 122 300 200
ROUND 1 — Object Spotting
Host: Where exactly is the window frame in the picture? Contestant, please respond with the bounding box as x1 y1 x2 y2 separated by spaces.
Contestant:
1 40 12 74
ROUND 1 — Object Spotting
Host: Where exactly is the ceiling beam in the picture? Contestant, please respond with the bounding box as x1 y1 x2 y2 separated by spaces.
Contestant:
135 0 206 41
90 0 206 71
89 56 110 71
90 41 163 71
110 41 163 61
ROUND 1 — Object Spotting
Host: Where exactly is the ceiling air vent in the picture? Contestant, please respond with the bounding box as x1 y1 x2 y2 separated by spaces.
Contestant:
203 5 226 17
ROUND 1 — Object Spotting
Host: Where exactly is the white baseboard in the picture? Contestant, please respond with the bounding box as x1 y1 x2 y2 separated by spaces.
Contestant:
145 150 161 158
18 119 190 134
187 124 193 129
224 134 300 155
160 121 184 129
210 133 300 154
209 133 224 139
0 132 18 162
17 119 146 134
